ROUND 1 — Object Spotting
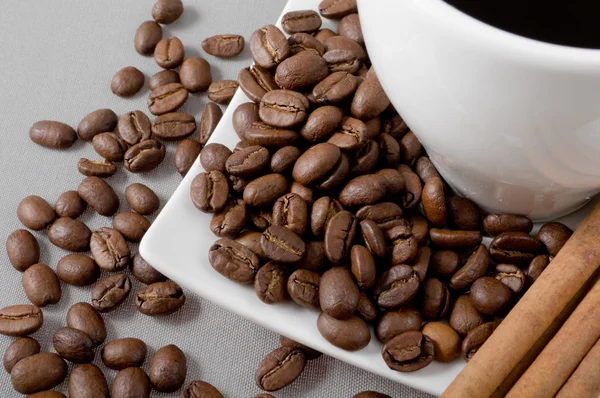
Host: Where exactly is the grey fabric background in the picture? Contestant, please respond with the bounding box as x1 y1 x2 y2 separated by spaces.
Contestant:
0 1 434 397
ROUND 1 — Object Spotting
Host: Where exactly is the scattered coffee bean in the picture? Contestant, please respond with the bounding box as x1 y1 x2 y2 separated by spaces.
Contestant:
537 221 573 256
256 346 305 392
17 195 55 230
376 168 405 196
260 89 309 128
245 122 299 147
209 238 260 283
338 13 363 45
420 277 451 321
22 263 61 307
450 244 489 291
338 174 386 207
446 196 481 231
239 65 278 103
351 73 390 120
375 307 422 344
422 321 461 362
68 363 109 398
149 344 187 392
429 228 482 250
91 274 131 313
282 10 322 34
184 380 224 398
111 67 144 97
54 190 87 219
279 336 323 360
175 139 202 176
149 69 180 91
124 139 166 172
351 245 376 290
199 102 223 145
113 211 151 242
92 132 128 162
136 281 185 316
469 276 513 316
449 295 484 337
66 302 106 347
373 264 420 310
29 120 77 149
430 250 461 278
483 214 534 236
319 0 358 19
77 109 118 141
320 267 360 319
397 165 422 209
289 32 326 56
422 177 447 228
356 201 404 231
125 183 160 215
489 232 542 265
10 353 67 394
527 254 550 283
399 132 423 167
236 231 268 260
413 246 431 282
102 338 147 370
134 20 163 55
6 229 40 272
154 37 185 69
3 337 40 373
132 253 167 285
90 227 130 271
202 34 245 58
415 156 441 184
52 327 95 363
493 263 526 293
261 225 305 263
356 292 377 322
328 116 368 151
300 106 343 142
148 82 189 115
271 146 302 174
0 304 43 337
208 80 239 104
314 28 337 43
200 143 232 174
152 112 196 140
110 367 151 398
250 25 290 69
255 262 287 304
244 174 289 207
377 134 400 167
360 219 386 258
77 158 118 178
462 321 499 361
152 0 183 24
77 176 120 216
190 171 229 213
287 269 321 309
275 51 329 91
382 330 434 372
48 217 92 252
179 56 212 93
408 215 429 246
317 313 370 351
117 110 152 145
272 193 307 236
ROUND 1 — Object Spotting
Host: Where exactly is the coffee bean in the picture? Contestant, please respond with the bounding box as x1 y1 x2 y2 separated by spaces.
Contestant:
199 102 223 145
279 336 322 360
338 13 363 45
92 133 128 162
320 267 360 319
17 195 55 230
22 263 61 307
200 143 232 174
319 0 358 19
288 32 326 56
10 353 67 394
364 117 381 140
446 196 481 231
430 250 461 279
149 344 187 393
282 10 322 34
235 231 268 260
271 193 307 236
27 391 66 397
208 80 239 104
3 337 40 373
202 34 245 58
325 34 366 58
124 139 166 172
226 145 269 177
261 225 305 263
132 254 167 285
134 20 162 55
356 202 404 231
421 278 451 320
375 307 422 343
412 247 431 282
68 363 109 398
462 321 499 361
125 183 160 215
90 228 130 271
77 176 120 216
250 25 290 69
382 330 434 372
256 346 305 392
310 196 343 237
422 321 461 362
360 219 386 258
270 146 301 174
77 109 118 141
483 214 534 236
317 313 370 351
351 245 376 289
449 245 488 291
111 67 144 97
275 51 329 91
399 132 423 167
48 217 92 252
415 156 440 184
429 228 482 250
152 112 196 141
397 165 422 209
117 110 152 145
324 210 357 265
422 177 447 228
382 112 409 140
190 171 229 213
244 174 289 207
77 158 117 178
259 89 309 128
377 133 401 167
288 269 321 309
254 262 287 304
339 174 387 207
300 106 343 143
323 47 361 73
66 302 106 347
409 215 429 246
449 295 484 337
154 37 184 69
354 292 375 322
149 69 180 91
91 274 131 313
388 224 419 266
209 238 260 283
184 380 224 398
245 122 299 147
376 168 405 196
52 327 95 363
113 211 151 242
175 139 202 176
293 143 342 186
29 120 77 149
0 305 42 337
174 58 212 95
111 367 151 398
54 192 87 222
489 232 543 265
314 28 337 43
6 229 40 272
351 73 390 120
136 281 186 316
527 254 550 283
239 65 278 103
374 264 420 310
537 221 573 256
148 82 189 115
493 263 526 293
295 240 327 271
328 116 368 151
152 0 183 24
353 392 391 398
469 276 513 316
210 199 247 238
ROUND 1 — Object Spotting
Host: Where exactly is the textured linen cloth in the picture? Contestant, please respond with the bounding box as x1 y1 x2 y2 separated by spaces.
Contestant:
0 1 434 397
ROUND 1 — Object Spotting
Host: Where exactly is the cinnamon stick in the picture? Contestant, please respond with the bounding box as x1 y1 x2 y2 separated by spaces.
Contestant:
442 203 600 398
555 337 600 398
506 276 600 397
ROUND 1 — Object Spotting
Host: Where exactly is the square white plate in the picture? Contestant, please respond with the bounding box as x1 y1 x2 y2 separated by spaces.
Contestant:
140 0 594 395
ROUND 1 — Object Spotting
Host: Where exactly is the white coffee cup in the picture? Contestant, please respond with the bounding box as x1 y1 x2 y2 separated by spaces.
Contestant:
359 0 600 220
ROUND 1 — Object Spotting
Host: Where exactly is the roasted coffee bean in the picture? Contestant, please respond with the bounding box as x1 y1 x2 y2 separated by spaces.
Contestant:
239 65 278 103
328 116 368 151
134 20 162 55
68 363 109 398
17 195 55 230
338 174 386 208
408 215 429 246
125 183 159 215
210 199 247 238
375 307 422 343
287 269 321 309
319 0 358 19
422 177 447 228
48 217 91 252
382 112 409 140
259 89 309 128
92 132 128 162
493 263 526 293
353 392 391 398
209 238 260 284
374 264 420 310
356 202 404 231
28 119 75 150
208 80 239 104
537 222 573 256
77 109 118 141
152 0 183 24
279 336 322 360
430 228 483 250
323 47 361 74
422 321 461 362
52 327 95 363
91 274 131 313
275 51 328 91
154 37 184 69
350 141 379 176
338 13 363 45
413 247 431 282
124 139 166 172
324 210 357 265
290 182 314 203
111 367 151 398
54 190 87 219
360 219 386 258
233 103 260 140
152 112 196 140
399 132 423 167
489 232 543 265
356 292 377 322
282 10 322 34
22 263 61 307
6 229 40 272
149 69 180 91
314 28 337 43
244 174 289 207
300 106 343 143
229 175 250 194
469 276 513 316
351 245 376 289
272 193 308 236
148 83 189 115
202 34 245 58
527 254 550 283
10 353 67 394
376 168 405 196
288 32 326 56
397 165 422 209
317 313 370 351
430 250 461 278
132 254 167 284
78 176 120 216
415 156 441 184
117 110 152 145
255 262 287 304
320 267 360 319
90 227 130 271
184 380 224 398
200 143 232 174
315 154 349 191
378 133 401 167
421 278 451 320
449 295 484 337
385 220 412 241
77 158 117 178
111 67 144 97
190 171 229 213
235 231 268 260
226 145 270 177
310 196 343 237
450 244 489 291
3 337 40 373
271 146 301 173
447 196 481 231
177 57 213 95
390 234 418 266
382 330 434 372
0 305 42 337
175 139 202 176
261 225 305 263
250 25 290 69
113 212 151 243
462 321 499 361
136 281 185 316
295 241 327 271
66 302 106 347
364 117 382 140
351 73 390 120
483 214 534 236
149 344 187 392
256 346 306 392
245 122 299 147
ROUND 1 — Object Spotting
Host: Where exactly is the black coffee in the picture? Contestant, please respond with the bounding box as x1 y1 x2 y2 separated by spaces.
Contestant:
444 0 600 49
